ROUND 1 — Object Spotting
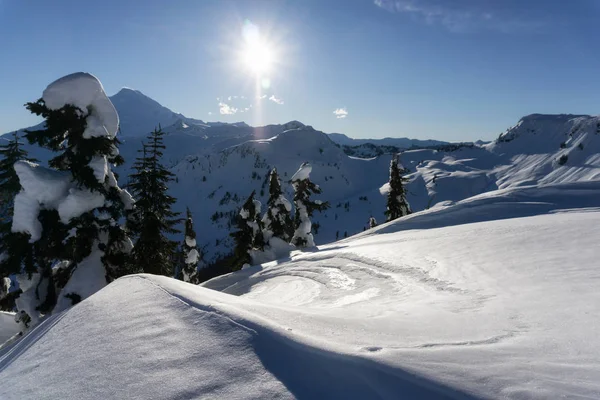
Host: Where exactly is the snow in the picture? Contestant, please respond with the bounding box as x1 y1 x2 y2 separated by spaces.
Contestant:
11 161 71 240
0 312 20 345
2 181 600 398
54 249 108 313
185 248 199 265
290 162 312 182
250 237 294 265
57 188 106 223
11 160 108 240
88 155 108 183
14 273 42 327
42 72 119 138
185 236 196 248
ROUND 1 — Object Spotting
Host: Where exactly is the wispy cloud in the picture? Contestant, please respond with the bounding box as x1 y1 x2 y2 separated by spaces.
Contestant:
333 108 348 119
208 111 212 115
374 0 546 33
268 95 284 105
219 102 238 115
257 94 267 100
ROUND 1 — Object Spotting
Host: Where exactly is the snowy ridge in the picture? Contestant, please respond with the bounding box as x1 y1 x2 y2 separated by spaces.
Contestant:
4 87 600 261
2 181 600 398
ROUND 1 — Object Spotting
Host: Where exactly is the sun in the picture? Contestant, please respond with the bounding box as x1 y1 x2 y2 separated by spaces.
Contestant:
239 20 277 76
242 40 273 75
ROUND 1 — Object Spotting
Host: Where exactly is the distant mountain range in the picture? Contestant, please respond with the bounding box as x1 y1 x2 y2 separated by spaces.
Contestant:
3 89 598 262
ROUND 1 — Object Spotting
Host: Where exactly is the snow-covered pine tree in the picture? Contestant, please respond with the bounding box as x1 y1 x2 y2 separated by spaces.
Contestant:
128 127 181 277
230 190 264 269
369 216 378 229
0 133 36 224
17 72 135 318
0 132 38 311
385 157 411 222
262 168 293 243
290 162 329 248
181 207 202 283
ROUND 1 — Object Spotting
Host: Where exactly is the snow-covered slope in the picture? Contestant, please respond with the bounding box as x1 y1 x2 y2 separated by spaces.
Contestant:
402 113 600 210
2 180 600 399
328 132 449 148
3 88 600 262
165 125 392 260
109 88 195 137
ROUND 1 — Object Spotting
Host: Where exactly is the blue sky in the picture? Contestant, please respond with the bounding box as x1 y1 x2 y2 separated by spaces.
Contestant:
0 0 599 141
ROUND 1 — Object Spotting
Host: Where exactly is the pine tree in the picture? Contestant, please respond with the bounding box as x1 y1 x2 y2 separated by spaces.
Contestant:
0 133 35 224
230 191 263 269
18 73 134 318
181 207 202 283
262 168 293 243
290 162 329 247
385 157 411 222
0 133 38 310
369 216 378 229
128 127 181 276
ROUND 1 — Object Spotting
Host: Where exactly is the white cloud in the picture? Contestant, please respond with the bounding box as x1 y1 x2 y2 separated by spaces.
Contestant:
333 108 348 119
268 95 284 105
219 102 238 115
257 94 267 100
374 0 546 33
208 111 212 115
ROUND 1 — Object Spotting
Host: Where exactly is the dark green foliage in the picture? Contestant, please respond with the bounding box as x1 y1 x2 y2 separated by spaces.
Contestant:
64 292 82 305
0 289 21 311
230 191 264 270
0 132 37 222
0 133 39 281
128 127 181 276
263 168 294 242
25 100 124 190
558 154 568 166
24 99 132 283
385 158 411 222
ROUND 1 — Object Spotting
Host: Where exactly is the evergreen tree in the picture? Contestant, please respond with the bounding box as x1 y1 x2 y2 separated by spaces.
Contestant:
181 207 202 283
369 216 378 229
385 157 411 222
290 162 329 247
128 127 181 276
0 133 36 224
17 73 134 319
261 168 293 243
0 133 38 310
230 191 263 269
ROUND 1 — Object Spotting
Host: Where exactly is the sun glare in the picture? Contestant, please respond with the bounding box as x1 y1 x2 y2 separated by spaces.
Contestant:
240 20 276 76
242 41 273 75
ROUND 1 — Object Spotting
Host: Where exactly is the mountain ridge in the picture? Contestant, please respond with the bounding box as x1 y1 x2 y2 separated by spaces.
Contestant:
2 89 599 262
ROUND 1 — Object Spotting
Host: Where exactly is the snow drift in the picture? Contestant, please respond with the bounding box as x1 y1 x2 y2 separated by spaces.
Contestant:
2 180 600 399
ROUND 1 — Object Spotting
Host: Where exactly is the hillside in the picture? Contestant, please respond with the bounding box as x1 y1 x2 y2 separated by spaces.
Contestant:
2 180 599 399
3 90 600 263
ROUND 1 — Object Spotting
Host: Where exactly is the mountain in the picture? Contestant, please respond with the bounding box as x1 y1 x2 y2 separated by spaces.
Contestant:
328 132 450 148
109 88 197 137
2 85 600 397
3 90 600 263
2 180 599 399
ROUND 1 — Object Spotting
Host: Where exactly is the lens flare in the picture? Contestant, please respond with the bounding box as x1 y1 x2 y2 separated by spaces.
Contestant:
240 20 275 75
